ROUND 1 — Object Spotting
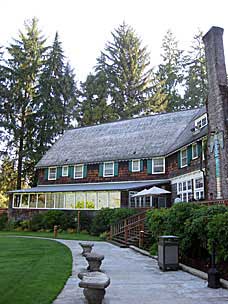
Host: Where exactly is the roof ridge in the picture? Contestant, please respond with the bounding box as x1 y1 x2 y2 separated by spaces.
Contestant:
68 107 204 132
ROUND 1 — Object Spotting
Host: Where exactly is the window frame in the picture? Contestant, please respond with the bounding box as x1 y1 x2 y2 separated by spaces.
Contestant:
152 157 165 174
62 166 69 177
192 143 198 159
180 148 187 168
132 159 140 172
74 164 84 179
48 167 57 180
103 161 114 177
195 114 208 129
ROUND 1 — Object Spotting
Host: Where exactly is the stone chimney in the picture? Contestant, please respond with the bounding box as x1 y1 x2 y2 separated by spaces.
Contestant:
203 26 228 199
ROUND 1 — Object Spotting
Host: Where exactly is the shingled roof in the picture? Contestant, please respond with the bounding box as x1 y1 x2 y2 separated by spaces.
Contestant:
36 107 207 168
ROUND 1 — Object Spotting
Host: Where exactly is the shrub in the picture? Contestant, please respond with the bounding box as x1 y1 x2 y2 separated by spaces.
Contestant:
78 211 93 232
146 208 170 240
0 213 8 230
30 213 45 231
208 211 228 262
183 205 228 257
91 208 137 236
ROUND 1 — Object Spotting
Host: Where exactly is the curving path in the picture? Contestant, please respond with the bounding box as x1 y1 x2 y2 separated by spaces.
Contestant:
53 240 228 304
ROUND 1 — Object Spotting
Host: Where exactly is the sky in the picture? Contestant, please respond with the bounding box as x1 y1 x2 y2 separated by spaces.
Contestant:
1 0 228 82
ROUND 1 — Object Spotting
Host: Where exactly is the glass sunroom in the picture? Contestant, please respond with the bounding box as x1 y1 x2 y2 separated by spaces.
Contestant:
9 180 169 210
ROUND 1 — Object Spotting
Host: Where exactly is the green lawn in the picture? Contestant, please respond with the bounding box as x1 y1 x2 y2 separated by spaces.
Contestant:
0 237 72 304
0 231 101 241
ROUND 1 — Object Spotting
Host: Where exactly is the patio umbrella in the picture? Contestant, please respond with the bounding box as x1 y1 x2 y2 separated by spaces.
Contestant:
145 186 171 195
132 189 150 197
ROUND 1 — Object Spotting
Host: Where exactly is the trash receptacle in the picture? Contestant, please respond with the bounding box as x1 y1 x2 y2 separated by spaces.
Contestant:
158 235 179 271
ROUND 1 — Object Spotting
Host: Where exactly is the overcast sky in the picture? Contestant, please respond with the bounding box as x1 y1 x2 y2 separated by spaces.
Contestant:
1 0 228 81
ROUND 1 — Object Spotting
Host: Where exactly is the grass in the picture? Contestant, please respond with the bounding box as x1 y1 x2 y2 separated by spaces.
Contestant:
0 230 101 241
0 237 72 304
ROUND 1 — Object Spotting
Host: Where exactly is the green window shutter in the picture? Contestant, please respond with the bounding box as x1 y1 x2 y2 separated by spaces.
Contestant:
128 160 132 172
57 167 62 179
147 159 152 174
197 141 202 156
187 146 192 166
83 164 87 178
140 160 143 172
99 163 103 177
177 151 181 169
44 168 48 180
114 162 119 176
69 166 74 178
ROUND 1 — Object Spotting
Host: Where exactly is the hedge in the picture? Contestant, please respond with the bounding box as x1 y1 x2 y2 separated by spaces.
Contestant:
146 203 228 262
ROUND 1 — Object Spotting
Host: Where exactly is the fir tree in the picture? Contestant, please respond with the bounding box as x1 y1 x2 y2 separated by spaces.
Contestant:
183 29 207 108
96 22 152 119
36 33 78 165
0 18 46 189
77 71 114 126
154 30 184 112
0 156 17 207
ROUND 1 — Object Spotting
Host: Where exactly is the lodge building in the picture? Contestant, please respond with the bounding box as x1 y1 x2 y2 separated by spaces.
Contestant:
9 26 228 212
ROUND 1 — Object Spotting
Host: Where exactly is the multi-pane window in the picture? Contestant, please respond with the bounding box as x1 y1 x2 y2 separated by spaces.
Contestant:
132 159 140 172
74 164 84 179
152 158 165 174
62 166 68 176
177 176 204 202
195 178 204 200
48 167 57 180
195 114 208 129
177 180 192 202
192 143 198 159
103 161 114 177
180 149 187 167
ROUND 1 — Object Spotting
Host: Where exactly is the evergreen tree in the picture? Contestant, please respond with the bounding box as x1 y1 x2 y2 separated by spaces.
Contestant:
36 33 78 167
183 30 207 108
0 18 46 189
96 22 152 119
77 71 114 126
154 30 184 112
0 156 17 207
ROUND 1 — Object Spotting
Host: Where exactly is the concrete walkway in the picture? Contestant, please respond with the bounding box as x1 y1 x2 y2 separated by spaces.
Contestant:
53 240 228 304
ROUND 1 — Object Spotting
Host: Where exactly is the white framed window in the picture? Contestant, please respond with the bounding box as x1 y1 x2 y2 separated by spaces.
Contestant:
62 166 68 177
103 161 114 177
48 167 57 180
192 143 198 159
180 149 187 168
202 138 207 161
152 157 165 174
194 177 204 200
176 174 204 202
177 180 192 202
132 159 140 172
195 114 208 129
74 164 84 179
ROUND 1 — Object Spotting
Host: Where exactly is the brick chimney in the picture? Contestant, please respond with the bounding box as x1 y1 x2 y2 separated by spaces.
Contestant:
203 26 228 199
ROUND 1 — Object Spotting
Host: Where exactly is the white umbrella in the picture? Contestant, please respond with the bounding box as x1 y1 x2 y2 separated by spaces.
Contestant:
132 189 150 197
146 186 171 195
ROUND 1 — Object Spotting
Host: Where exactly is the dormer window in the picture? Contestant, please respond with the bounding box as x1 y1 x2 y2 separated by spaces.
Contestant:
195 114 207 129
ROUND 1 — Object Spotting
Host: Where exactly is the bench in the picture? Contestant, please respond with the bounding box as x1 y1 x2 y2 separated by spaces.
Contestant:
78 271 110 304
79 242 94 256
85 252 104 272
